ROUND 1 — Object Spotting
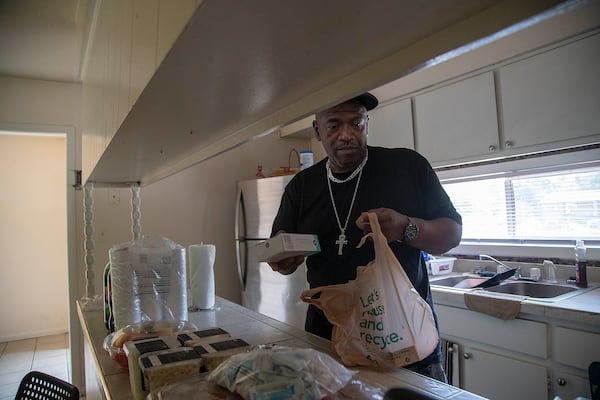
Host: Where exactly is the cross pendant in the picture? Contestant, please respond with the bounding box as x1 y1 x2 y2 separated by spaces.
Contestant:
336 233 348 255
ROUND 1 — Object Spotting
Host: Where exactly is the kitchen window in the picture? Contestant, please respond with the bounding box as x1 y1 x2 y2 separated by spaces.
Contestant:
437 147 600 261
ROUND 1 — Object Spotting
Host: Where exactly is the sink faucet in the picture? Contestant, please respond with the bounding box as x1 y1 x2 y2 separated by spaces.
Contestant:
479 254 517 274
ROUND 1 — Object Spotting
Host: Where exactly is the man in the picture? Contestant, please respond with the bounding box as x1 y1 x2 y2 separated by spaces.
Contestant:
269 92 462 382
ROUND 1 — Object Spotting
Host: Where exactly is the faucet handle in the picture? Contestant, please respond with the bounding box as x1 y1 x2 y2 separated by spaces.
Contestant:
543 260 557 283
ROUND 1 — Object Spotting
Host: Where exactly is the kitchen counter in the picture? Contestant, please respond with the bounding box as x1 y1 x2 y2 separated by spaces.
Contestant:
77 297 486 400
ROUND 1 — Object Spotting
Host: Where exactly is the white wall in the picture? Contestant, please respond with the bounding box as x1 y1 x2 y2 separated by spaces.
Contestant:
0 134 67 340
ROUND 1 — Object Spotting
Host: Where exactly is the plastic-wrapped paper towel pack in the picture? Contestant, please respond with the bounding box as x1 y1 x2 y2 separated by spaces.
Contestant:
109 235 188 329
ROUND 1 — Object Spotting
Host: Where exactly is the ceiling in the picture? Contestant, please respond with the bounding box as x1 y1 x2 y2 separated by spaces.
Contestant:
0 0 89 82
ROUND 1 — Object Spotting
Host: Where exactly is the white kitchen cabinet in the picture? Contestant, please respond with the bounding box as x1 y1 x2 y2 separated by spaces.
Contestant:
499 32 600 151
551 326 600 398
367 98 414 149
414 72 499 165
436 304 550 400
460 345 548 400
279 116 313 138
551 370 590 400
435 302 599 400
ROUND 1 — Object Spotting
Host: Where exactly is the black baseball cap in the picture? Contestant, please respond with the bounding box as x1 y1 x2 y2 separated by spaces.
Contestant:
352 92 379 111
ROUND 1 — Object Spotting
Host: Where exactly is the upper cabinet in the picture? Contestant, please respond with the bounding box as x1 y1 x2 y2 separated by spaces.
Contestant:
82 0 574 186
499 33 600 150
368 98 414 150
414 72 498 164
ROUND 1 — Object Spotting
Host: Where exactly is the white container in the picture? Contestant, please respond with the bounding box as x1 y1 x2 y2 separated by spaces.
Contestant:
427 257 456 275
300 150 314 169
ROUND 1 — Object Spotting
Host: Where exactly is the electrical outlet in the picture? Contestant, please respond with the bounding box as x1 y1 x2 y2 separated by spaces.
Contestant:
109 190 120 205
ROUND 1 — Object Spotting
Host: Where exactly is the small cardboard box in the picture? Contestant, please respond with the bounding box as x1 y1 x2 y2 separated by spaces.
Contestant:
427 257 456 275
255 233 321 262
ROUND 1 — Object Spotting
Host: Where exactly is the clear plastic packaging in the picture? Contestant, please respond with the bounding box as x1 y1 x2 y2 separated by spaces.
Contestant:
207 345 355 400
109 235 188 329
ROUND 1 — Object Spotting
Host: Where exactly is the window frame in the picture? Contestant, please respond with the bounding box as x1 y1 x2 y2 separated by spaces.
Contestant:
435 146 600 262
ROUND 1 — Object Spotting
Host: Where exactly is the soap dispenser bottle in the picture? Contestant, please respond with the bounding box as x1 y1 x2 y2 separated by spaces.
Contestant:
574 240 588 288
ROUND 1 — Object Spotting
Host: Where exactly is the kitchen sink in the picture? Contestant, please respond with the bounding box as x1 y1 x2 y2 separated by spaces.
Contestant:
429 275 488 289
483 281 593 302
430 274 594 302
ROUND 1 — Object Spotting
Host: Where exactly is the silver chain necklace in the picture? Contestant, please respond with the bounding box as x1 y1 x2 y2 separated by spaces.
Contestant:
326 150 368 183
326 154 367 255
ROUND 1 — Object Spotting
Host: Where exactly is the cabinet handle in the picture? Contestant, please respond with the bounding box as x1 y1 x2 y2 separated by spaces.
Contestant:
488 145 496 152
463 353 471 360
557 377 566 386
505 141 513 148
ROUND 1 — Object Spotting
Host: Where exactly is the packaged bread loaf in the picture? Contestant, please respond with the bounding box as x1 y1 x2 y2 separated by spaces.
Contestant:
177 327 231 347
124 336 181 400
139 347 204 394
194 338 252 371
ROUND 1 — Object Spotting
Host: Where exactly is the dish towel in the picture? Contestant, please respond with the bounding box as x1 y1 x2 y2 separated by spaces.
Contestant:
463 290 526 320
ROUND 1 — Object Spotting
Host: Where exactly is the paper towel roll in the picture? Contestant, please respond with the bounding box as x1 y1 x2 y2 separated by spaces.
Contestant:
189 244 216 310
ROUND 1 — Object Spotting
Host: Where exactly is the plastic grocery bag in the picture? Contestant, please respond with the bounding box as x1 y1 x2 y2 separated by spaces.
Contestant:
301 213 439 369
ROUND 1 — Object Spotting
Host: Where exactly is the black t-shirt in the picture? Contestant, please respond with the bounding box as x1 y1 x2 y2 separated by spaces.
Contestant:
271 146 462 365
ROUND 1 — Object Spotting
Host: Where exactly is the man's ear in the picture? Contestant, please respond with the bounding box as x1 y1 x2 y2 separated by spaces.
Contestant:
312 120 322 141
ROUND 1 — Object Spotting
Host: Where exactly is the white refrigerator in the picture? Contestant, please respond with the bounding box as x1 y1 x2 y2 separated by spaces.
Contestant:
235 175 309 330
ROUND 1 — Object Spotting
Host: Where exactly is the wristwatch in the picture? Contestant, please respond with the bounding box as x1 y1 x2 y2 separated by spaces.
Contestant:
403 217 419 242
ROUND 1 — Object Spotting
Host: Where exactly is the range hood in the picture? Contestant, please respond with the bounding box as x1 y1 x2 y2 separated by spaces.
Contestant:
86 0 568 186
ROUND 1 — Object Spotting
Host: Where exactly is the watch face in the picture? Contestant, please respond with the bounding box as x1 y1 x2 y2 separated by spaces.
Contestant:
405 225 418 241
405 218 419 242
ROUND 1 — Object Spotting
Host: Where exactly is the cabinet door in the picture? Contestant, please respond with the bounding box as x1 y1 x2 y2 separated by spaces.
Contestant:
499 33 600 149
367 98 414 149
552 370 590 400
461 346 548 400
414 72 499 165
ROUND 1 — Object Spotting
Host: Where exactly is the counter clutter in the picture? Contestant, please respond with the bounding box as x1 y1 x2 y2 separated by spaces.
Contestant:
78 297 486 400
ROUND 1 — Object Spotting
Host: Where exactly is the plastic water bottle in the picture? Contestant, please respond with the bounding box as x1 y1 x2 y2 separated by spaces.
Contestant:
574 240 587 288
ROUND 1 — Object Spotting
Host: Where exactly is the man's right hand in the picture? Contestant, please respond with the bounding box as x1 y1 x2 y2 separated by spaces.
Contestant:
268 255 305 275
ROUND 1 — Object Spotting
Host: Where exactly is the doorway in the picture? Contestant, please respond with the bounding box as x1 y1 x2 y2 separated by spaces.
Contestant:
0 131 69 340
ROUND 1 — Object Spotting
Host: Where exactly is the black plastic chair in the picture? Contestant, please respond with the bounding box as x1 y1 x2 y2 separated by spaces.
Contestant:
15 371 79 400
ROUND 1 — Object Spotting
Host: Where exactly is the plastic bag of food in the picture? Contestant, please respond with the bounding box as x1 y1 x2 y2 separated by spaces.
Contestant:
207 345 355 400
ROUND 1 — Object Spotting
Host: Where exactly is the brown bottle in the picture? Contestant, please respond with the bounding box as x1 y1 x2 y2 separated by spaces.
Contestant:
575 240 587 288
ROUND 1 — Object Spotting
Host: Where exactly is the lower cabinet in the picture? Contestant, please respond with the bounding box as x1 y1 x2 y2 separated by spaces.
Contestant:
551 370 590 400
459 345 548 400
436 303 596 400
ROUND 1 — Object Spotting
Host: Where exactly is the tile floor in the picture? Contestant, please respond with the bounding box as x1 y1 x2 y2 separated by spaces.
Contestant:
0 333 70 400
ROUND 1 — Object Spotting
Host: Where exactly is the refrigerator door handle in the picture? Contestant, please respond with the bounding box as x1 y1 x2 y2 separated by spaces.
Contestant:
235 186 246 289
